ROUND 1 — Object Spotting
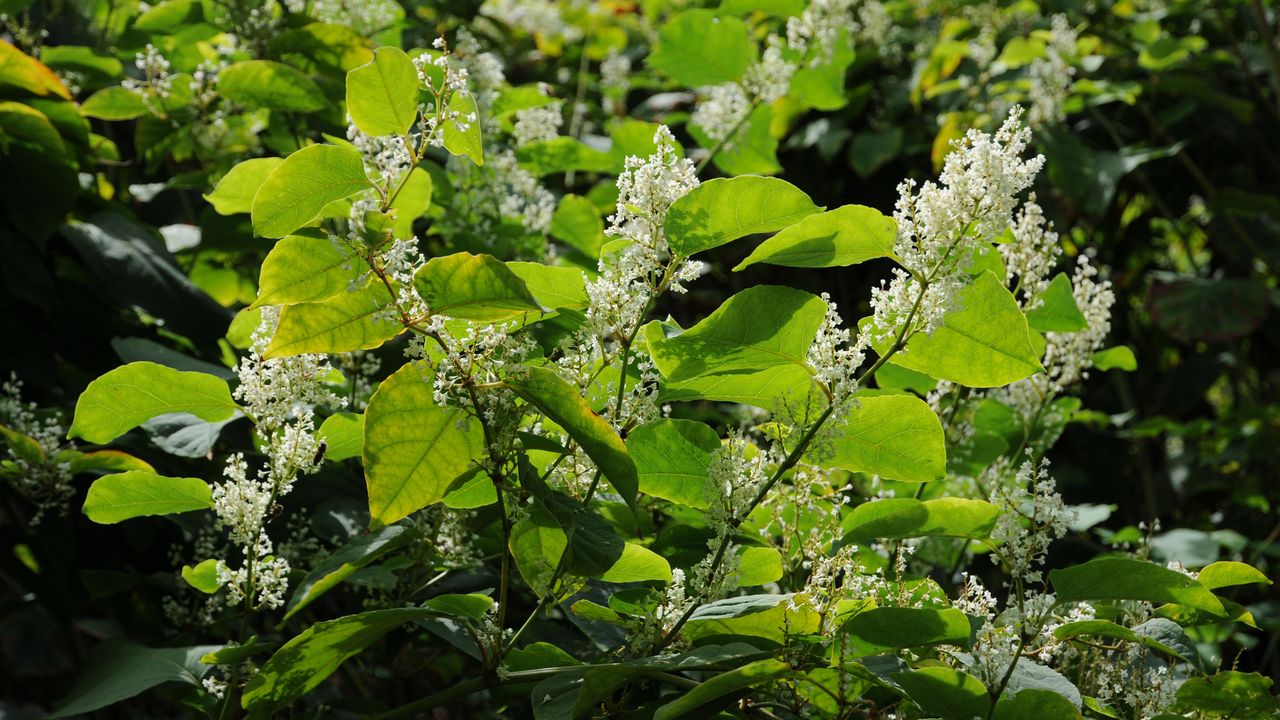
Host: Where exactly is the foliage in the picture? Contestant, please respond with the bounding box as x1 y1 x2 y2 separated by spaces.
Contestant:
1 1 1278 719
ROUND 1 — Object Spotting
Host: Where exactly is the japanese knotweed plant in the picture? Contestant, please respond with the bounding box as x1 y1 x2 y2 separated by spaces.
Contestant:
51 27 1274 720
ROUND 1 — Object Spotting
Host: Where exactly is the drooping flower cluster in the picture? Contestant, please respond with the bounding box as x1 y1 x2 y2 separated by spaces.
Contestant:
211 309 343 610
989 456 1074 585
0 375 74 524
584 126 702 338
413 41 477 150
122 43 173 101
1001 193 1061 307
513 100 563 146
600 50 632 115
870 107 1045 342
1027 14 1079 128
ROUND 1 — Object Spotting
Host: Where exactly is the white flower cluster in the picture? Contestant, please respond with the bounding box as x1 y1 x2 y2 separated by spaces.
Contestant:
585 126 702 338
991 254 1114 421
447 149 556 237
1027 15 1078 128
1001 193 1061 307
989 456 1074 585
347 121 413 188
377 236 430 321
413 45 477 149
284 0 399 35
0 374 74 524
455 28 506 116
806 293 868 409
480 0 583 43
211 309 344 610
122 43 173 100
690 83 751 145
513 101 563 147
600 50 631 115
870 107 1045 342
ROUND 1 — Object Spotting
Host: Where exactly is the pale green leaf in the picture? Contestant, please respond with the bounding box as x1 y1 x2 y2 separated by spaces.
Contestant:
506 367 638 508
599 543 672 583
842 497 999 543
827 394 945 483
265 278 402 358
251 144 373 238
1196 561 1271 590
880 271 1043 387
79 86 148 120
252 233 364 308
653 659 790 720
204 158 284 216
82 471 212 524
345 46 420 136
69 362 239 444
649 285 824 406
364 362 484 527
218 60 326 112
666 176 821 256
1026 273 1088 332
737 546 783 586
506 262 589 310
892 667 989 720
317 411 364 461
181 559 222 593
442 91 483 165
649 10 755 86
1092 346 1137 372
415 251 543 321
626 419 719 509
735 205 896 270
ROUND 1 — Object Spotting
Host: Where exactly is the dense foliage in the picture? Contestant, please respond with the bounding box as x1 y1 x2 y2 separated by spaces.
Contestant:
1 0 1279 718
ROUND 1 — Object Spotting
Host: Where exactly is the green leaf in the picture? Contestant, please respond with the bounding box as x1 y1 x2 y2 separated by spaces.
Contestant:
880 271 1043 387
1176 671 1279 720
82 471 212 524
790 29 855 110
284 526 410 620
683 594 821 645
1050 557 1225 615
1092 346 1137 372
653 659 790 720
69 362 239 444
599 543 672 583
993 688 1083 720
626 419 719 509
242 608 431 715
205 158 285 216
364 362 484 527
48 641 221 718
842 497 999 542
217 60 326 112
649 285 825 407
843 607 972 655
506 367 638 508
415 251 543 321
737 546 783 586
507 262 589 310
517 137 615 176
649 10 755 87
345 46 420 136
1026 273 1088 332
1197 561 1271 590
181 559 222 593
390 167 433 237
510 498 625 592
79 86 149 120
317 411 364 461
665 176 821 256
423 593 495 621
549 194 604 257
251 144 373 238
442 91 483 165
891 667 989 720
252 233 363 308
695 104 781 176
735 205 896 271
827 394 945 483
265 278 402 358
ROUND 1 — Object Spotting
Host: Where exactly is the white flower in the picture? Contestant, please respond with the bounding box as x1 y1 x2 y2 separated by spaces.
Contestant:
0 374 74 524
743 43 797 103
1001 194 1061 307
1026 15 1078 127
691 83 751 145
513 101 563 146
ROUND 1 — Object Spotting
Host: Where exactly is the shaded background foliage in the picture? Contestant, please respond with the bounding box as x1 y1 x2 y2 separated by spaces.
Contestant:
0 0 1278 716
